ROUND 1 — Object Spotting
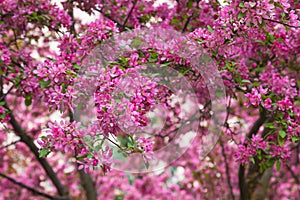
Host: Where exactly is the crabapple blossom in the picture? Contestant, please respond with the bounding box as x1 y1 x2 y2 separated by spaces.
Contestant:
0 0 299 200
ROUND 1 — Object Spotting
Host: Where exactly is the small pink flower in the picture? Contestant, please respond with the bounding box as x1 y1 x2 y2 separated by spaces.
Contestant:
270 145 291 161
234 145 251 165
251 135 268 150
245 88 261 107
263 98 272 109
277 98 293 111
137 137 155 161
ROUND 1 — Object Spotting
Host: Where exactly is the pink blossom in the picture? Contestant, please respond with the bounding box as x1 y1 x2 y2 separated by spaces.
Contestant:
137 137 155 161
263 98 273 109
245 88 261 107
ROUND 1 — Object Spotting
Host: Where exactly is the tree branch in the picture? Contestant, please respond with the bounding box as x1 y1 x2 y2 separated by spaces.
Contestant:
262 18 300 29
4 101 69 198
286 164 300 184
252 167 273 200
246 109 268 139
239 109 268 200
0 85 14 102
78 168 97 200
220 138 235 200
123 0 138 27
69 110 97 199
0 172 67 200
95 8 132 30
238 164 247 200
0 139 20 150
182 14 193 33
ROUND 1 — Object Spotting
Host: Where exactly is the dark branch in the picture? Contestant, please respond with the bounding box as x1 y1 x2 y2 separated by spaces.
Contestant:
238 164 246 200
123 0 138 27
95 8 132 30
263 18 300 29
67 4 76 36
239 109 268 200
182 14 193 33
0 85 14 102
0 172 66 200
78 168 97 200
0 139 20 150
246 109 268 139
69 111 97 199
4 101 69 198
286 164 300 184
220 139 235 200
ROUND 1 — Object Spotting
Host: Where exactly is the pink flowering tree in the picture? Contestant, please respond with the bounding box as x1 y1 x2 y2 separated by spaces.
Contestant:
0 0 300 200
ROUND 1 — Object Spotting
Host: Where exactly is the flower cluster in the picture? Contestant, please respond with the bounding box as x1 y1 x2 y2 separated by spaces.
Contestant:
269 144 291 161
234 135 268 165
38 120 85 154
244 88 262 108
38 120 113 173
137 137 155 161
1 0 300 199
0 106 10 123
94 63 162 136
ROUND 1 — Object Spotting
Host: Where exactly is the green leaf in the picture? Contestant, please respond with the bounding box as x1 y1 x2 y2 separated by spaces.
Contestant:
278 134 284 146
126 172 134 185
279 130 286 138
215 88 224 98
241 79 251 83
274 2 284 9
238 12 246 20
266 33 274 43
39 148 49 158
258 19 266 28
266 159 275 167
187 0 194 9
250 156 255 164
207 25 214 34
0 101 5 106
291 136 299 143
145 160 150 169
73 64 81 70
41 136 48 140
32 12 38 18
39 80 51 89
160 62 172 67
276 160 281 170
94 144 102 151
257 150 262 160
25 94 32 106
265 123 275 129
130 37 143 48
0 114 6 119
239 2 244 7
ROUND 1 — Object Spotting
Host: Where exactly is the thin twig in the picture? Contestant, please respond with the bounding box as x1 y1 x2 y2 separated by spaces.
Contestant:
220 138 235 200
123 0 138 27
67 1 76 36
104 136 129 155
0 139 20 150
182 14 193 33
263 18 300 28
0 85 14 102
0 172 65 200
95 8 132 30
286 165 300 184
